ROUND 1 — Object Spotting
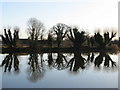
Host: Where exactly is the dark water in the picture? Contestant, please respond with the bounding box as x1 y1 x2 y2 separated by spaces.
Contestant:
0 52 118 88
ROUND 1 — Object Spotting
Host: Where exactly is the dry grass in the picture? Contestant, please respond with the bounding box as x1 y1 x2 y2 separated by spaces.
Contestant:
107 44 120 53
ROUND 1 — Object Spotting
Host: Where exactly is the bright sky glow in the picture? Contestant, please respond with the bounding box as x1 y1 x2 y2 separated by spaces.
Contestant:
1 0 119 38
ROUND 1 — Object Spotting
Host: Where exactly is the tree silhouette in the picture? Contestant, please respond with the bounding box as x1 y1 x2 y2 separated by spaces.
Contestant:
94 31 116 49
27 18 45 40
27 18 45 49
52 23 69 48
86 36 90 47
67 27 86 49
47 31 53 48
0 28 19 48
90 36 95 47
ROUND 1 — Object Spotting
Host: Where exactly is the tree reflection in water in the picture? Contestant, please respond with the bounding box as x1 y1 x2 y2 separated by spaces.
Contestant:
85 52 95 68
54 52 68 70
0 52 117 82
67 52 86 72
90 52 94 62
67 52 117 72
94 52 116 68
104 54 116 67
27 53 45 82
47 52 68 70
0 53 19 72
48 53 53 68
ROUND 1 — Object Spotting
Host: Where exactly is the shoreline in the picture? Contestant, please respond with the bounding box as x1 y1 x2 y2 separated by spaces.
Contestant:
1 47 119 54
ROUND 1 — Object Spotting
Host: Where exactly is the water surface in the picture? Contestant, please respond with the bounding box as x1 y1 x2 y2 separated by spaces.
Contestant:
0 52 118 88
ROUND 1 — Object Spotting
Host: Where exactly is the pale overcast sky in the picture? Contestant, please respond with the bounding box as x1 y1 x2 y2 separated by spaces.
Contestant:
1 0 119 38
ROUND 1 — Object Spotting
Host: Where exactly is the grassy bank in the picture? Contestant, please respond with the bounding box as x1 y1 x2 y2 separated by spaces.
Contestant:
1 45 120 54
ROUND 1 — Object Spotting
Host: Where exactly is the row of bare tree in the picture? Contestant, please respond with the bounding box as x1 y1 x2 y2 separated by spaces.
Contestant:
26 18 117 49
1 18 117 49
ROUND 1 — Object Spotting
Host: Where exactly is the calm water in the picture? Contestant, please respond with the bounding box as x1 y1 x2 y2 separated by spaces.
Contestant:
0 52 118 88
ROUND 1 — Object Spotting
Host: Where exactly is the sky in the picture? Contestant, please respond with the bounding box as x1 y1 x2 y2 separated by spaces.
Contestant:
0 0 119 38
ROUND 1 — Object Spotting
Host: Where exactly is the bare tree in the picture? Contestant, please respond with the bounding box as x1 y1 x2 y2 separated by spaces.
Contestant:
67 27 87 49
47 31 53 48
52 23 69 47
27 18 45 40
0 28 19 48
94 31 116 49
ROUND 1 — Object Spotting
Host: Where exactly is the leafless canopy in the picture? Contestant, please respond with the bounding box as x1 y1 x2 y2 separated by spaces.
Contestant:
52 23 70 47
27 18 45 40
52 23 70 38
